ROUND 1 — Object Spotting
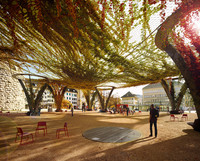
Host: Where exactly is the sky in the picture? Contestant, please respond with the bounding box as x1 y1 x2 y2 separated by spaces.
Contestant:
112 84 147 97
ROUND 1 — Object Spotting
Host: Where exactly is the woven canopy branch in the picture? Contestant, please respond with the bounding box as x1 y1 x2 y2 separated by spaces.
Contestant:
0 0 180 89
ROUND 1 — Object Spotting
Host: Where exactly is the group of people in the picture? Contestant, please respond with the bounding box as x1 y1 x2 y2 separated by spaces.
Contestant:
71 102 86 116
71 102 159 138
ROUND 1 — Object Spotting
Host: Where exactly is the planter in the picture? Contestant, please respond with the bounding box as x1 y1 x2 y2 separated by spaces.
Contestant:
192 119 200 132
99 109 107 112
170 110 184 114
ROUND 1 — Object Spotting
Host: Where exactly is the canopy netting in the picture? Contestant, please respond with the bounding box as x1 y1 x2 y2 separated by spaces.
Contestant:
0 0 181 89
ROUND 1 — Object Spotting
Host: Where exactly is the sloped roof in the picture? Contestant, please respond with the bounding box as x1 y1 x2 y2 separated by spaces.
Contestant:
121 91 136 98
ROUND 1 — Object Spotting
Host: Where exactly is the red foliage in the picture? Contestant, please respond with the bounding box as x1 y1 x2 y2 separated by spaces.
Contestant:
100 0 106 30
56 0 62 17
148 0 158 5
65 0 79 37
160 0 167 22
172 10 200 88
1 0 24 48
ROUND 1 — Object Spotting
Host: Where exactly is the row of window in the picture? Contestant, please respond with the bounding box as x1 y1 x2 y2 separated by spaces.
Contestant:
65 97 77 100
43 99 54 103
143 94 167 98
66 93 77 97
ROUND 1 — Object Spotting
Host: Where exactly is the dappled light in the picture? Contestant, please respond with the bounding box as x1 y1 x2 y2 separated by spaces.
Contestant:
0 111 199 161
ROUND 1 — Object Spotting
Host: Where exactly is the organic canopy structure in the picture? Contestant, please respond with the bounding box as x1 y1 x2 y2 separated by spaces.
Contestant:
0 0 179 89
155 0 200 120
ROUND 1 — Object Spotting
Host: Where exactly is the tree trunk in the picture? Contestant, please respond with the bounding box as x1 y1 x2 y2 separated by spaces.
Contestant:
84 91 91 109
161 79 176 110
95 87 115 110
155 0 200 119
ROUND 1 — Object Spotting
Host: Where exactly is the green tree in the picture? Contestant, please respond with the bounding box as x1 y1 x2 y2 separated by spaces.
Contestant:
107 96 121 109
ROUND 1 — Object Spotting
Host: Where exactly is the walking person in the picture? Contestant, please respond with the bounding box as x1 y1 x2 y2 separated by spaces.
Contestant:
149 104 159 138
82 103 86 112
38 107 42 116
126 106 129 116
71 106 74 117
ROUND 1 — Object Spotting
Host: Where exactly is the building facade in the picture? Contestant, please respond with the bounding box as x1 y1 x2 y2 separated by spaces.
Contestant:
63 88 78 108
121 91 142 109
40 88 78 109
41 89 55 109
142 81 185 110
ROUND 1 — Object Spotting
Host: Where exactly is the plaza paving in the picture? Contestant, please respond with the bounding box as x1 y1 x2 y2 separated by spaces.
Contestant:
0 111 199 161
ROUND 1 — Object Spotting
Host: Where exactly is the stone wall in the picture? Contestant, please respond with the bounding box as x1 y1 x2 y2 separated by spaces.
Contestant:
0 64 26 111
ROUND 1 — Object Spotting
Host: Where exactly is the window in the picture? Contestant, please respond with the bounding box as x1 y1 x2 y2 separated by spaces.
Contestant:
69 93 71 96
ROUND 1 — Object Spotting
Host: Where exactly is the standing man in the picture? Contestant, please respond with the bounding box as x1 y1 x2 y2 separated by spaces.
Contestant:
71 106 74 117
126 106 129 116
82 103 86 112
149 104 158 138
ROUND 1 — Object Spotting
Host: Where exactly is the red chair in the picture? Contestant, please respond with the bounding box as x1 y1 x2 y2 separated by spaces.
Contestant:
170 114 179 121
56 122 69 139
181 114 188 121
35 122 47 136
15 127 34 145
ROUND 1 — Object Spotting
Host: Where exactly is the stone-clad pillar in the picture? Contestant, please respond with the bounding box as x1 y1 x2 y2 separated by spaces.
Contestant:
0 63 26 111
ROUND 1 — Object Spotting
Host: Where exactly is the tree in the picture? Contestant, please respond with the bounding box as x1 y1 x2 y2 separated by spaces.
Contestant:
107 96 121 109
47 83 67 112
62 99 72 109
155 0 200 119
161 79 187 112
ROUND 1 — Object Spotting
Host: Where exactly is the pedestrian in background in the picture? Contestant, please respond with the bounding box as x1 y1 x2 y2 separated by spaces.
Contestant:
71 106 74 117
82 103 86 112
126 106 129 116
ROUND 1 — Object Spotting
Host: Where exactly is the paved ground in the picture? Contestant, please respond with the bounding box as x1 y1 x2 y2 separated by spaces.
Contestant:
0 111 199 161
